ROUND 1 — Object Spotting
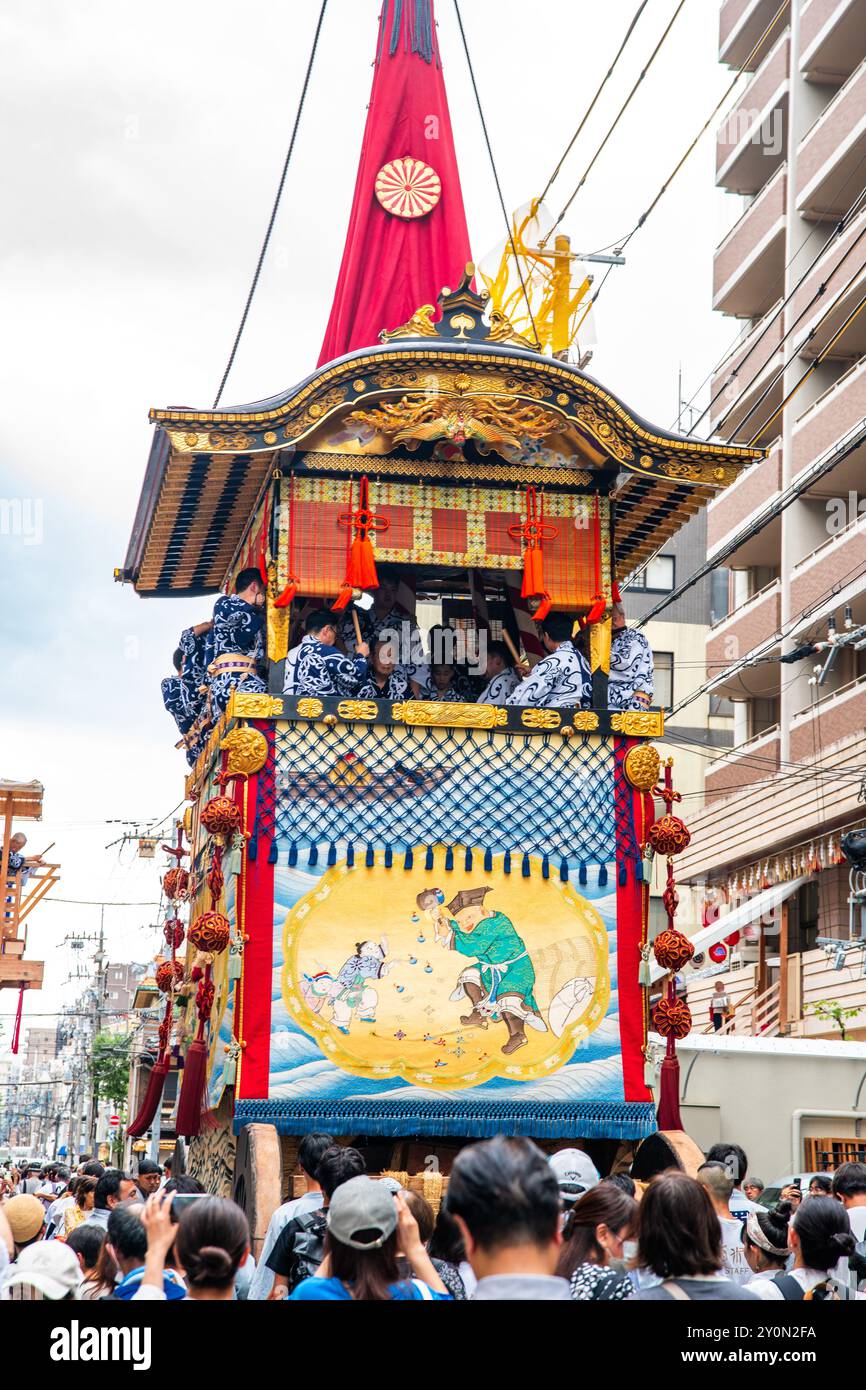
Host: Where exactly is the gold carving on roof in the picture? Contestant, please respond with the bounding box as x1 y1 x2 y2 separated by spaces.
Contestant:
486 311 539 352
380 305 439 342
575 405 634 463
350 393 562 451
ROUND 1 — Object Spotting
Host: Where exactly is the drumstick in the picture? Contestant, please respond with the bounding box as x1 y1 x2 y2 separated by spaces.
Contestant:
502 632 522 666
351 608 364 648
37 842 55 857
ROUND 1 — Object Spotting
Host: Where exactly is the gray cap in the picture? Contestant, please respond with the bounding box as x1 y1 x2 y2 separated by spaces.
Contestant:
377 1175 404 1195
327 1175 398 1250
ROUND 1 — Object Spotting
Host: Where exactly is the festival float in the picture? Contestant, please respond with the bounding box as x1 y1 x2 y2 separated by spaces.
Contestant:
118 2 761 1222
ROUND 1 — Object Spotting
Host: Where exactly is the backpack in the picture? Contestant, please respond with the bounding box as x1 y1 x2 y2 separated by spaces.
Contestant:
770 1274 804 1301
284 1209 328 1293
804 1279 851 1302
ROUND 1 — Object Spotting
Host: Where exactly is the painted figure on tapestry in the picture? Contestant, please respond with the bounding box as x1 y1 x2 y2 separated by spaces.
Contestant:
437 886 548 1055
415 887 451 946
302 937 395 1035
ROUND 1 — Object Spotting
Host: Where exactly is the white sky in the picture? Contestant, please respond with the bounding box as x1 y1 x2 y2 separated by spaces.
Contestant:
0 0 747 1049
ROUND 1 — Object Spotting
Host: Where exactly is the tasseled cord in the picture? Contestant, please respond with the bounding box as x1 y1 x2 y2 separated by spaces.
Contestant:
176 1031 209 1138
126 1056 169 1138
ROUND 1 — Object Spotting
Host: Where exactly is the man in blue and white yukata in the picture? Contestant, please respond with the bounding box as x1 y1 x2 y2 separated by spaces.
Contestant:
476 640 520 704
506 612 591 708
355 635 413 701
160 621 213 764
285 609 370 698
607 600 654 711
208 568 268 716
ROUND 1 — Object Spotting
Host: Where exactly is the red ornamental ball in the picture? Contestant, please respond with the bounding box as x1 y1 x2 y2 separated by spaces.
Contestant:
652 928 694 973
162 868 189 901
188 911 231 954
652 996 692 1040
155 959 184 993
163 921 185 950
648 814 691 857
708 942 728 964
201 796 242 837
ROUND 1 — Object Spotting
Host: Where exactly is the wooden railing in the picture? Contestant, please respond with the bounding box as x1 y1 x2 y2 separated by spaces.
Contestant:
702 980 780 1036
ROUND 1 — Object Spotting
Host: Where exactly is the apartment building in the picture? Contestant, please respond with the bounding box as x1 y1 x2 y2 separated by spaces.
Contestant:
677 0 866 1039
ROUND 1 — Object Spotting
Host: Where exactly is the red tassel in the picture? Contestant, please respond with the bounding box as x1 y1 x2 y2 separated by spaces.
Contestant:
612 580 622 604
126 1056 169 1138
585 596 606 624
656 1056 683 1130
347 536 379 590
510 488 557 610
11 986 24 1054
533 594 552 621
175 1037 209 1138
274 579 297 608
336 476 388 604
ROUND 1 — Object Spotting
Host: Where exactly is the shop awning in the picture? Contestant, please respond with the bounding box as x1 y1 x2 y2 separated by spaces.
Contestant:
650 875 810 983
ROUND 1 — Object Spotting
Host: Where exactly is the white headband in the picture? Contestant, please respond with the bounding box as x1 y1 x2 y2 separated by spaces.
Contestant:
744 1210 788 1258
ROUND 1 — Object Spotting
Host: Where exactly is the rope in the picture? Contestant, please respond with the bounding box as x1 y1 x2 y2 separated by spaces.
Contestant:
212 0 329 409
452 0 541 351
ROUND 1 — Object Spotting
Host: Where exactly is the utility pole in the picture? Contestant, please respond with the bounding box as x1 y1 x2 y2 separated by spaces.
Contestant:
72 907 107 1156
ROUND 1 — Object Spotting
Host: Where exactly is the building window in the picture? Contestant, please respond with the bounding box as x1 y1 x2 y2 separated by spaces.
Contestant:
628 555 675 593
653 652 674 709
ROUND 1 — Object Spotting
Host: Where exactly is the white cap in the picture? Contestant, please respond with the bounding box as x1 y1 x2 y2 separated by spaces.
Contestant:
549 1148 600 1203
3 1240 82 1300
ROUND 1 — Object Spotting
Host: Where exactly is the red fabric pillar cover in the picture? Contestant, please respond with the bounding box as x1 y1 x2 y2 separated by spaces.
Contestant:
237 728 275 1101
318 0 472 365
615 739 652 1105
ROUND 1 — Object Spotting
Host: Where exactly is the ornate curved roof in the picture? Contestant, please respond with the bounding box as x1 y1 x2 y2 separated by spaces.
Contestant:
119 272 763 596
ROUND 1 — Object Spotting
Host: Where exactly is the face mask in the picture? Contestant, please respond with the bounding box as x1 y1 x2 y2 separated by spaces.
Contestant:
622 1240 639 1264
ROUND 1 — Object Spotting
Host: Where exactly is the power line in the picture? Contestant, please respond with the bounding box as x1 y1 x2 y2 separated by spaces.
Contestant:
452 0 541 350
212 0 329 409
741 283 866 447
536 0 652 206
581 0 789 315
682 169 866 437
540 0 689 246
699 194 866 439
636 416 866 624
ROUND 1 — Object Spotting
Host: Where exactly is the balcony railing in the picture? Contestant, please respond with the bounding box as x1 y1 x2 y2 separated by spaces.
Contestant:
709 575 780 631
